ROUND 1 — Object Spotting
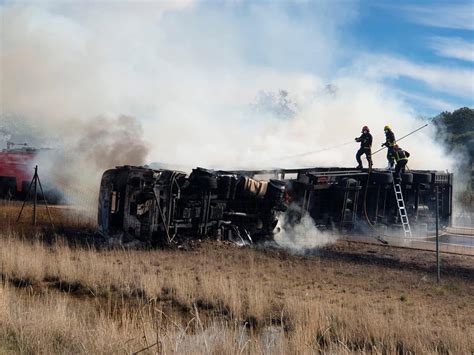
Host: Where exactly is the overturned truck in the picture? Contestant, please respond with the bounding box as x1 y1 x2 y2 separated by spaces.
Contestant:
98 165 452 246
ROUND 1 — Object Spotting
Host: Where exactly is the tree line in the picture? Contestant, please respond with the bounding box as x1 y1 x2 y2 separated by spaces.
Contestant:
432 107 474 167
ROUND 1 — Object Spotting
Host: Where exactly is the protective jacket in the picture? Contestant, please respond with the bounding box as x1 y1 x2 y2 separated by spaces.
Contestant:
393 149 410 162
356 132 373 148
383 129 396 147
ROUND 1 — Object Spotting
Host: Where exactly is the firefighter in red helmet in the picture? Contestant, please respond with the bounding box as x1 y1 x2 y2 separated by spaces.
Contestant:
355 125 373 170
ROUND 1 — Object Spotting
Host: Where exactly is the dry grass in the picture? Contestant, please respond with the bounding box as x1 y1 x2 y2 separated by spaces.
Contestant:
0 199 96 230
0 201 473 354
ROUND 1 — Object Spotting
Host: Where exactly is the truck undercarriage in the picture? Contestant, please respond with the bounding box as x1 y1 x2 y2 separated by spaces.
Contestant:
98 165 453 246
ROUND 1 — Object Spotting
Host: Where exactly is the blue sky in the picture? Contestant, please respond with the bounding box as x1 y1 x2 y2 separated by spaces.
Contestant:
351 1 473 114
239 0 474 115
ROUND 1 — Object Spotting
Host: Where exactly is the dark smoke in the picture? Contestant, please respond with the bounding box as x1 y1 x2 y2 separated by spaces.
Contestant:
39 115 149 208
74 115 149 170
1 115 149 209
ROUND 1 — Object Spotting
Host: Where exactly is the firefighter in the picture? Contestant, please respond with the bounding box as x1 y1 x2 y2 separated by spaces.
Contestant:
354 125 373 170
393 145 410 182
381 125 396 169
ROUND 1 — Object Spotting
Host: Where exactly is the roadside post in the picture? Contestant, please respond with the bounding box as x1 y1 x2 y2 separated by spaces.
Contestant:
436 185 440 283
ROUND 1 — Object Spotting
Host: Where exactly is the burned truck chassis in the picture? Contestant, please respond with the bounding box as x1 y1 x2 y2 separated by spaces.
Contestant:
98 166 452 246
98 166 286 246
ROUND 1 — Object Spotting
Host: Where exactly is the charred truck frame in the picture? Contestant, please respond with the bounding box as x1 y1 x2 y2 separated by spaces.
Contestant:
98 166 452 245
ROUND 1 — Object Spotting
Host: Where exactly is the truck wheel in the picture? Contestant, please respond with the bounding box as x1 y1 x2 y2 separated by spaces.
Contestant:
369 172 393 184
190 168 218 190
413 173 432 184
401 173 413 184
194 175 218 190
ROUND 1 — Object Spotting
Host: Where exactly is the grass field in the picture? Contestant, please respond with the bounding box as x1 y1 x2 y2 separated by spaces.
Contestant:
0 200 473 354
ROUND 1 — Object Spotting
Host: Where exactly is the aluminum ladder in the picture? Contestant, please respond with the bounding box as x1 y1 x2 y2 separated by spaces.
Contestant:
392 177 412 237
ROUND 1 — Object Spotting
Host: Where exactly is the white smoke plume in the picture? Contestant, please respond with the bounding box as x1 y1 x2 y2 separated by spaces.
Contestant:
274 212 338 254
0 1 465 219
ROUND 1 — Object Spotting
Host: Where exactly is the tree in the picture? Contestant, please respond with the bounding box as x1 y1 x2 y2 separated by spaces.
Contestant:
433 107 474 165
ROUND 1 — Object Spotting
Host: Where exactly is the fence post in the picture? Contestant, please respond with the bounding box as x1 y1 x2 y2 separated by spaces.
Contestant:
436 185 440 283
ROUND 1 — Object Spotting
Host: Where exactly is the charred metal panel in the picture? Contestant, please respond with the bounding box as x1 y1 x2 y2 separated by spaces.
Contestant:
98 166 454 245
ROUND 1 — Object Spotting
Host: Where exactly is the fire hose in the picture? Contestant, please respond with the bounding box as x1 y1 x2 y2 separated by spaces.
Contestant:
281 119 433 159
372 121 432 155
280 140 354 160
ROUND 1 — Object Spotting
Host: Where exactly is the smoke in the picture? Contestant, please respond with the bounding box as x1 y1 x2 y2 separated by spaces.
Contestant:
274 207 338 254
34 115 149 206
72 115 148 171
0 115 52 148
430 115 473 224
0 130 11 144
0 114 149 209
1 1 457 170
1 1 468 224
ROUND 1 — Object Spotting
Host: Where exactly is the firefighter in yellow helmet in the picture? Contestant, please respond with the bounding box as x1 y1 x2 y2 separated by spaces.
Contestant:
381 125 396 169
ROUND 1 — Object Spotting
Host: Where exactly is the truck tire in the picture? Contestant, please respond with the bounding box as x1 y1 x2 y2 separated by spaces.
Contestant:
190 168 218 190
266 179 286 202
369 172 393 184
194 175 218 190
401 173 413 184
413 172 431 184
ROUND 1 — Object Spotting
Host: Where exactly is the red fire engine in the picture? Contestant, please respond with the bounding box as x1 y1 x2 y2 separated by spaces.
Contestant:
0 142 38 198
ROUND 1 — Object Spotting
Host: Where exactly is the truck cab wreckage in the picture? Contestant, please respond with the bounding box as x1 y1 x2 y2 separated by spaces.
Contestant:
98 165 453 246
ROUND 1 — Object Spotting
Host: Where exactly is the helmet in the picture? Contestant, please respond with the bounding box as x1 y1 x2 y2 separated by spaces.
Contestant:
384 125 391 131
362 125 369 133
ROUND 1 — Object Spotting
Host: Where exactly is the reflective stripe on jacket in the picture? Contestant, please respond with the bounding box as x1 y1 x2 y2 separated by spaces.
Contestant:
393 150 409 162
